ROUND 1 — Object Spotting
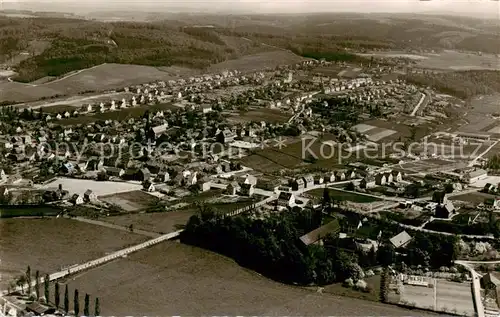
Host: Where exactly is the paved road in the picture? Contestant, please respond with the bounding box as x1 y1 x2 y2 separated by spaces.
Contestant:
455 260 486 317
411 92 427 116
468 140 499 167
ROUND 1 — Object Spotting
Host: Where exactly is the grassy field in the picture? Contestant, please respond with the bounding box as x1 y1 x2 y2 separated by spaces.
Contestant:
320 274 381 302
0 64 197 103
39 104 77 114
207 50 306 73
57 241 433 316
103 211 193 234
0 218 147 290
39 178 142 196
228 108 290 124
99 190 160 212
308 188 382 203
450 191 493 204
239 134 349 173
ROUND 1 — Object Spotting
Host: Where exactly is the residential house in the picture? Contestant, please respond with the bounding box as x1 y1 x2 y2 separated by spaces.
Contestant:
346 170 357 179
375 173 387 186
216 128 236 144
226 182 240 196
104 167 125 178
200 180 211 192
184 172 198 187
61 162 76 175
299 218 341 246
240 183 255 197
484 198 500 210
392 170 403 182
143 180 155 192
360 176 376 189
200 104 213 114
336 170 346 181
278 192 295 207
484 183 496 193
157 171 170 183
389 231 412 249
314 175 324 185
0 169 6 182
151 124 169 139
83 189 96 202
85 158 104 171
303 175 314 188
435 200 455 218
324 172 336 183
240 174 258 186
292 178 305 191
69 194 84 205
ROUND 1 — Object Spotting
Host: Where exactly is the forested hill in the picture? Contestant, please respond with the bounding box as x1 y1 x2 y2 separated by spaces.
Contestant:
1 13 498 83
0 18 275 82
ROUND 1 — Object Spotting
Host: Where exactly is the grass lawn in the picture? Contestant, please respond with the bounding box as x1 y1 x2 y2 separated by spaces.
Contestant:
56 241 420 316
0 218 147 290
320 274 381 302
103 210 194 234
309 188 382 203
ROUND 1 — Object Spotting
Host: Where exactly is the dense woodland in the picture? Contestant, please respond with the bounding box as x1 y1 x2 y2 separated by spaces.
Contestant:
405 70 500 99
181 198 459 286
1 13 498 83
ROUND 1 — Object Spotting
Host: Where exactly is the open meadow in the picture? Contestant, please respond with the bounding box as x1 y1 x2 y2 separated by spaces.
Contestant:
57 241 436 316
208 50 306 73
102 211 193 234
0 218 147 290
0 64 197 103
99 190 160 212
360 50 500 71
228 108 290 124
38 178 142 196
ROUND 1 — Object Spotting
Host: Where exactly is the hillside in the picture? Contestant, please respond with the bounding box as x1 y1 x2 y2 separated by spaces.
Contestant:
0 13 498 85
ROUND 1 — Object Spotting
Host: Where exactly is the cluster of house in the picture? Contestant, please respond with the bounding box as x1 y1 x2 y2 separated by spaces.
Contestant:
360 170 404 189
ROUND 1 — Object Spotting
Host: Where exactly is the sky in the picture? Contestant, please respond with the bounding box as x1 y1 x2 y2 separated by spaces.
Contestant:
2 0 500 17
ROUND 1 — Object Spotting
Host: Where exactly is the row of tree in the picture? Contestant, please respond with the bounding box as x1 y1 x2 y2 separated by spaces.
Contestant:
12 265 100 316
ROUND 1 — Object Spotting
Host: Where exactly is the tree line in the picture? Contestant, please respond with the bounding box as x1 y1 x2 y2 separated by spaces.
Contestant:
181 195 459 287
9 265 100 316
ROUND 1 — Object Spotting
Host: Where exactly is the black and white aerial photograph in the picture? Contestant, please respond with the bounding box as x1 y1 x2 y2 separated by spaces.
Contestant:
0 0 499 316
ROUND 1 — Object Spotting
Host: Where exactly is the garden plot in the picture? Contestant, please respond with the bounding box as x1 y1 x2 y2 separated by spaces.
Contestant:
353 123 377 133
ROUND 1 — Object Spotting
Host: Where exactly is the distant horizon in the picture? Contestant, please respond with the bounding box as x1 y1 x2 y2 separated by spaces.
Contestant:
1 0 499 19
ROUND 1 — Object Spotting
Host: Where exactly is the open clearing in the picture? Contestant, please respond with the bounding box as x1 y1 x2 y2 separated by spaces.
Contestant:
208 50 306 73
59 241 433 316
228 108 290 124
37 178 142 196
0 64 197 103
99 190 160 212
308 188 381 203
102 211 193 234
0 218 147 290
360 50 500 71
17 92 135 110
